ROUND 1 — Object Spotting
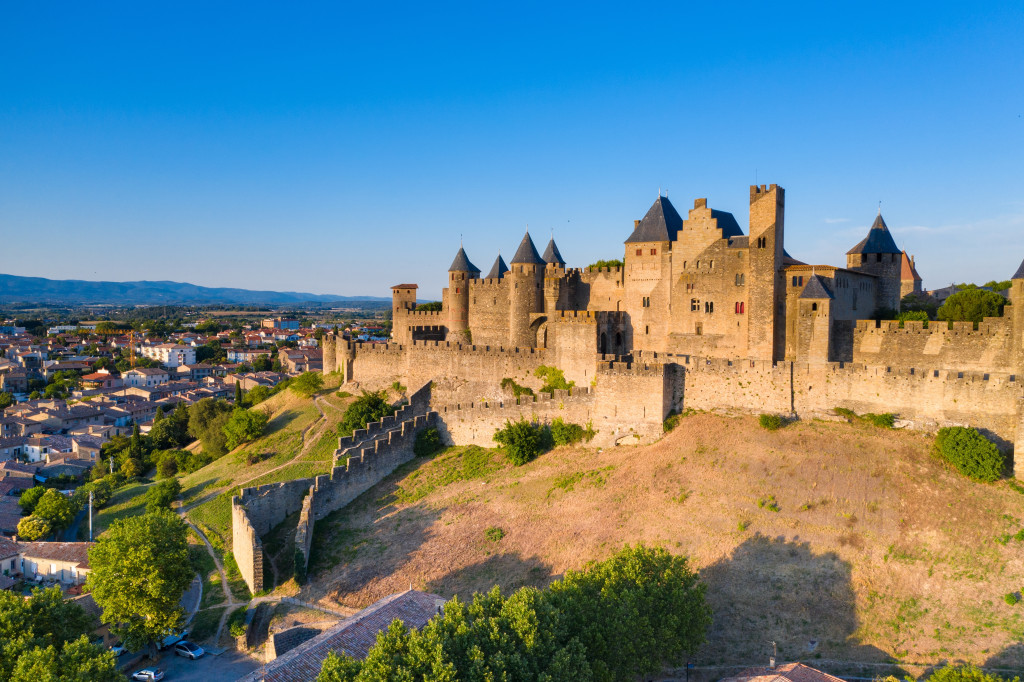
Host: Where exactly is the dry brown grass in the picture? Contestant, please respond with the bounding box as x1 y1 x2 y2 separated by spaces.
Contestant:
302 413 1024 669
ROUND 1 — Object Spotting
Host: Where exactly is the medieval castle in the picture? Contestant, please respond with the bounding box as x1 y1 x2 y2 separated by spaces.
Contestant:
232 185 1024 592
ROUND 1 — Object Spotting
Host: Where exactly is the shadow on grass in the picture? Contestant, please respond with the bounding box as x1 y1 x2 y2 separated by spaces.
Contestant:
425 552 555 601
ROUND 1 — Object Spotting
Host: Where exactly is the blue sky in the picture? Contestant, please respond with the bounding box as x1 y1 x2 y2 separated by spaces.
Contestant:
2 2 1022 300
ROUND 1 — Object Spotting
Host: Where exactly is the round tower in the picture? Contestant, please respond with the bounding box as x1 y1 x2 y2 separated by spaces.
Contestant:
337 335 355 383
845 212 903 313
508 231 546 348
447 246 480 343
322 330 337 375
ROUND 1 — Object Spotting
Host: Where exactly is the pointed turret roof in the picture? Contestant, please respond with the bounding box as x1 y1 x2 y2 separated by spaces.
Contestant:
485 255 509 279
448 246 480 273
900 251 922 282
846 213 901 255
510 232 545 265
1013 257 1024 280
799 275 834 299
625 195 683 243
542 238 565 266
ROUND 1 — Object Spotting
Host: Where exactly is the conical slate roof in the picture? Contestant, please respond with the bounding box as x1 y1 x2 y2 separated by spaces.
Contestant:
846 213 901 255
1013 257 1024 280
625 195 683 244
448 246 480 273
799 275 834 299
510 232 545 265
485 255 509 279
542 238 565 266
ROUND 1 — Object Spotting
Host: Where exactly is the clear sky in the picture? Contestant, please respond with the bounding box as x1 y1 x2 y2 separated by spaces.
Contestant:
2 2 1022 300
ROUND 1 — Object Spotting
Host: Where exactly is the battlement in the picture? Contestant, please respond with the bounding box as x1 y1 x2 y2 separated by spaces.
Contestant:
855 317 1010 336
750 183 783 200
470 277 509 288
581 265 624 275
406 340 545 356
597 360 665 377
553 310 599 324
435 386 592 414
399 309 444 319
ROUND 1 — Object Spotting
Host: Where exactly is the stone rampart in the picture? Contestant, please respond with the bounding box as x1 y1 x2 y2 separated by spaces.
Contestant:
853 317 1015 372
293 485 315 581
231 497 265 593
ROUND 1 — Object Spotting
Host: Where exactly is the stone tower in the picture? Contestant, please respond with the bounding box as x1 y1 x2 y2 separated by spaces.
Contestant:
542 237 566 314
1011 256 1024 374
624 195 682 350
322 330 337 375
446 246 479 342
747 184 786 361
795 275 834 363
846 212 903 313
508 231 546 348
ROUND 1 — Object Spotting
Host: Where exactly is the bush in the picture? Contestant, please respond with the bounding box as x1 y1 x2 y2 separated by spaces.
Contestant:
926 664 1019 682
223 407 270 450
861 412 895 428
291 371 325 398
500 377 534 399
144 479 181 514
228 608 247 638
534 365 574 395
759 414 784 431
934 426 1006 482
493 418 547 466
337 390 392 438
549 418 594 446
413 427 443 457
1004 592 1020 606
896 310 930 327
485 526 504 543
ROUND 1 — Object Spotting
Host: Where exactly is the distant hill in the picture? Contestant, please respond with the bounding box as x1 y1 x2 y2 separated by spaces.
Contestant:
0 274 389 305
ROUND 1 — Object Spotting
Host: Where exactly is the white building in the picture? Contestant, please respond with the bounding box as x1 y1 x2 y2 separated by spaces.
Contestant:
140 343 196 368
123 367 170 387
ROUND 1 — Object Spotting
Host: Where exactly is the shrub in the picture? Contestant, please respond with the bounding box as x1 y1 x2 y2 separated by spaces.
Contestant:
1004 592 1020 606
290 371 325 397
144 479 181 514
390 381 407 394
757 495 780 512
861 412 895 428
493 418 547 466
549 418 593 446
833 407 856 420
336 391 353 399
534 365 574 395
500 377 534 399
413 427 443 457
223 407 270 450
664 411 682 433
337 390 393 438
485 526 505 543
934 426 1005 482
228 608 247 638
759 414 784 431
896 310 930 327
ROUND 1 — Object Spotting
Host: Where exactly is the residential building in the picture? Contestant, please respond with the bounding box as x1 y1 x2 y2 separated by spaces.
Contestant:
228 349 272 363
140 343 196 367
123 367 170 387
720 662 846 682
79 371 123 389
19 541 96 584
262 318 301 330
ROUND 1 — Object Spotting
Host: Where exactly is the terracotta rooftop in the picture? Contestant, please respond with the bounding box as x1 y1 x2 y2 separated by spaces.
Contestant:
721 662 846 682
900 251 922 282
0 535 20 559
241 589 444 682
18 541 96 570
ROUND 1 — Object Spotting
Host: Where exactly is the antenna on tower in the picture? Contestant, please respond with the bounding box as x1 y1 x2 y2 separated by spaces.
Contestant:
878 201 882 216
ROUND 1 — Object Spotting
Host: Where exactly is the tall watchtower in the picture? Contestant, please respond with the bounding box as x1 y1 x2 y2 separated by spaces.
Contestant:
447 247 479 342
1010 256 1024 375
508 231 546 348
846 213 903 313
747 184 786 361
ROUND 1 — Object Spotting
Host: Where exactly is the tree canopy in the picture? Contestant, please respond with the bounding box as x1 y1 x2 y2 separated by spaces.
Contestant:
317 545 711 682
337 390 393 438
937 288 1006 324
291 371 325 398
87 509 192 652
223 407 270 450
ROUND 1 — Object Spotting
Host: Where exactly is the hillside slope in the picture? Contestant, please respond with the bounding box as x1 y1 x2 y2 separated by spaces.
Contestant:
302 413 1024 673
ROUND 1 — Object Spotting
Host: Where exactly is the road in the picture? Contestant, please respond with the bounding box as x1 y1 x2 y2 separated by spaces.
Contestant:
128 648 261 682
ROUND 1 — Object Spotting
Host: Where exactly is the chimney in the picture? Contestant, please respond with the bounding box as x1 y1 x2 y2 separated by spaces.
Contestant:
633 220 640 228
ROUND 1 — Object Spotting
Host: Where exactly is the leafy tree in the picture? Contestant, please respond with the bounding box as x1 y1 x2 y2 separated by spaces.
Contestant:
0 391 14 410
934 426 1006 482
291 371 324 398
155 452 178 479
120 458 142 481
223 408 270 450
534 365 574 395
253 356 273 372
144 479 181 513
0 587 98 680
937 288 1006 324
983 280 1012 292
17 515 51 541
926 664 1019 682
493 418 547 466
234 381 244 404
33 489 75 531
28 391 41 400
897 310 930 326
18 486 46 515
9 635 122 682
413 427 443 457
187 398 234 457
87 509 192 654
153 407 164 424
415 301 443 311
587 259 624 269
337 390 392 438
149 402 192 451
243 384 273 407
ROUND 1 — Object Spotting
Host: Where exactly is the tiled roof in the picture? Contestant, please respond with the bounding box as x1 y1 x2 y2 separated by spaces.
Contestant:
900 251 922 282
19 541 96 570
448 247 480 273
0 535 20 559
542 238 565 266
390 283 419 289
510 232 546 265
800 275 834 300
846 213 901 255
244 590 444 682
485 255 509 279
721 662 846 682
625 195 683 244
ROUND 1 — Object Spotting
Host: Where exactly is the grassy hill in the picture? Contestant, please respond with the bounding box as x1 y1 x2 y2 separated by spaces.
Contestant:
295 412 1024 674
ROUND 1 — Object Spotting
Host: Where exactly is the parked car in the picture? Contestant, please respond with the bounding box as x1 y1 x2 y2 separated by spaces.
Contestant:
157 628 190 650
108 642 125 657
131 670 165 681
173 640 205 659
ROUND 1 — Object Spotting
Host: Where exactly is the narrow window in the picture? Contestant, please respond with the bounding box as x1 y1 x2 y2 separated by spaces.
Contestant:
812 303 818 311
690 298 699 311
645 325 649 335
695 323 703 335
650 248 657 255
709 260 714 269
705 301 714 313
636 248 642 256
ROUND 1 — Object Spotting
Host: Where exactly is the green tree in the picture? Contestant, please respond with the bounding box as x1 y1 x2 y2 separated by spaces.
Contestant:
234 381 244 404
17 515 52 541
243 384 273 407
87 509 192 654
120 458 142 481
10 635 122 682
983 280 1012 292
253 356 273 372
534 365 575 394
337 390 392 438
0 391 14 410
33 489 75 531
18 486 46 515
493 418 548 466
223 408 270 450
291 371 325 398
0 587 97 680
587 259 624 269
144 479 181 513
414 301 443 311
155 452 178 479
937 288 1006 324
187 398 234 457
927 664 1018 682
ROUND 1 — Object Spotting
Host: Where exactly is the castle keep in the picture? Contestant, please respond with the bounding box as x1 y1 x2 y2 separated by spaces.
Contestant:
235 185 1024 592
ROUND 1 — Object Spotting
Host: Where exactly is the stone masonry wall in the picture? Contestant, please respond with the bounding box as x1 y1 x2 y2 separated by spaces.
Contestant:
853 318 1016 372
293 486 315 580
231 497 265 593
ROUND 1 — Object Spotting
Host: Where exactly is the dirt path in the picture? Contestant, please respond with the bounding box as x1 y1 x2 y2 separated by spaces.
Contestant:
181 517 239 643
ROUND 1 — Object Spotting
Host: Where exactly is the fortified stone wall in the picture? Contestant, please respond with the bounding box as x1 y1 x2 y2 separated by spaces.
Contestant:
593 361 673 442
852 318 1017 372
293 486 315 580
231 497 265 593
